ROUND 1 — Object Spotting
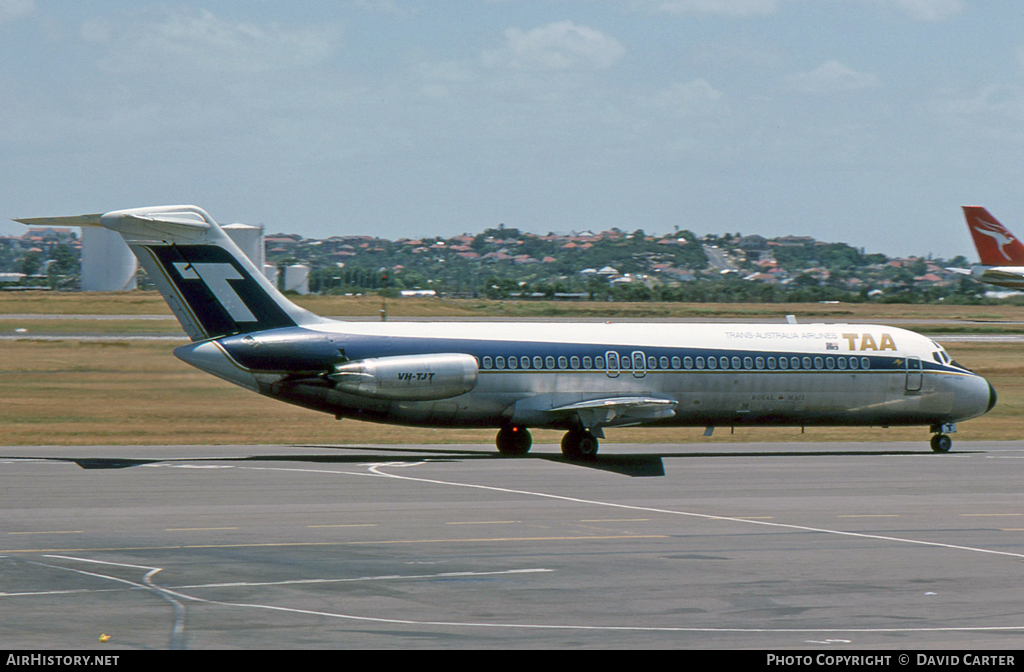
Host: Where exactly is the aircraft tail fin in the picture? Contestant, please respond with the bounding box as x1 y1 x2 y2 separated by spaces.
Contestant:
962 206 1024 266
20 205 322 341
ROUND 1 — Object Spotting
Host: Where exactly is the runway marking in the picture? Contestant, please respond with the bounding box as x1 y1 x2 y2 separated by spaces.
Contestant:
962 513 1023 517
107 580 1024 635
0 587 127 598
446 521 521 525
165 527 239 532
140 461 1024 565
37 538 1012 635
172 568 553 590
355 463 1024 563
43 555 158 571
33 555 187 650
0 535 665 554
807 639 853 644
307 524 378 528
347 535 664 544
0 567 554 596
837 515 898 518
7 531 83 535
580 519 649 522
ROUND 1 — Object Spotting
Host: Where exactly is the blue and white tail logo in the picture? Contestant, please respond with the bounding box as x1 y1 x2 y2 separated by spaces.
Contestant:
143 244 297 339
171 261 257 323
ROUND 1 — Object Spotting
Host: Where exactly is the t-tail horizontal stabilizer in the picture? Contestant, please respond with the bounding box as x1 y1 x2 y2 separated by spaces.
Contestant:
17 205 322 341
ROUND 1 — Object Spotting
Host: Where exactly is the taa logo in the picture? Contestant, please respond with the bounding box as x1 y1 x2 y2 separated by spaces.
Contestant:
173 262 257 323
841 333 897 351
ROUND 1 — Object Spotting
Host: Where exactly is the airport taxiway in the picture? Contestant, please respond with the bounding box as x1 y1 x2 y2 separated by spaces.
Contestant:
3 441 1024 649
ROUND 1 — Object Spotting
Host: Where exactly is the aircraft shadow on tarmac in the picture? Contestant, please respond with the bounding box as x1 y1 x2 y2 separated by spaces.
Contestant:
4 445 977 478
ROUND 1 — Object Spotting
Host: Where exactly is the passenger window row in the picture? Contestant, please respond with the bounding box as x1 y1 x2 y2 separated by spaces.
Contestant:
481 355 604 371
479 354 874 371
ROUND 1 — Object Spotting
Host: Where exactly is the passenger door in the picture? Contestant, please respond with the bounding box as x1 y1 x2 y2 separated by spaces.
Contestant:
632 351 646 378
605 351 620 378
905 356 923 392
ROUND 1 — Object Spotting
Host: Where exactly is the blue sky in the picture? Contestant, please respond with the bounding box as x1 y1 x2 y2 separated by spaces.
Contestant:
2 1 1022 259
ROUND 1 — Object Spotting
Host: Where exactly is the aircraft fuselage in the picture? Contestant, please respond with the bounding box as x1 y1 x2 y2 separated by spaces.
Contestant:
971 265 1024 289
175 321 994 433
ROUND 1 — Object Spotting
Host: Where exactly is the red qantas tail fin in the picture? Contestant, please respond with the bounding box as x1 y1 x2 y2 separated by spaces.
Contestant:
963 206 1024 265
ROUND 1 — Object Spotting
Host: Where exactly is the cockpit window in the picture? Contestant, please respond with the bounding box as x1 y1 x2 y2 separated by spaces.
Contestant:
931 342 951 364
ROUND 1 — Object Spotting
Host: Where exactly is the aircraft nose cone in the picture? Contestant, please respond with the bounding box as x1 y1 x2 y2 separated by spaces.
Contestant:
949 373 996 423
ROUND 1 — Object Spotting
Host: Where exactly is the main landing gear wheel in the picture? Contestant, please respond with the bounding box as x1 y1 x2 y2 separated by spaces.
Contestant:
561 430 599 461
930 434 952 453
496 425 532 456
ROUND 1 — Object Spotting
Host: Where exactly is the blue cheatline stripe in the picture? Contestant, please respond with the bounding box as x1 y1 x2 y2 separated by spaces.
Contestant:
331 333 947 374
217 326 965 377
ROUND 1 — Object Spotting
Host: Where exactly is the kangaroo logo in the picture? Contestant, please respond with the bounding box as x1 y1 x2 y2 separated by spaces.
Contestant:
972 217 1018 262
173 262 257 323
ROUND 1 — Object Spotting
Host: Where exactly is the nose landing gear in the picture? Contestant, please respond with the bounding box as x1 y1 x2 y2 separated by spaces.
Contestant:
930 433 952 453
929 423 956 453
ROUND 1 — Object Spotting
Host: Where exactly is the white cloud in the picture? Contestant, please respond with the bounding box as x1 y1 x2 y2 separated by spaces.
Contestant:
0 0 33 25
930 84 1024 138
630 0 779 18
892 0 962 22
352 0 410 19
643 79 724 115
414 60 478 100
482 21 626 70
417 60 477 83
82 9 339 74
628 0 962 22
785 61 880 92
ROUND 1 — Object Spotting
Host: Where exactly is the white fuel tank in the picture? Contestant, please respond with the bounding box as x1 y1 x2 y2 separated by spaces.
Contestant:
329 353 478 401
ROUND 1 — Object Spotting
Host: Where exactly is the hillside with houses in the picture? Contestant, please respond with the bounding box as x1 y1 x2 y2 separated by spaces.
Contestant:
0 223 989 304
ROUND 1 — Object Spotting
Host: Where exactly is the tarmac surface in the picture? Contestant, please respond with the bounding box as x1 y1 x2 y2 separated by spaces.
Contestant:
3 440 1024 650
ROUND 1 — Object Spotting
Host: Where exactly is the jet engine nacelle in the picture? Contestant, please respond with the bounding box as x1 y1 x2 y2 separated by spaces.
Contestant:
328 353 478 401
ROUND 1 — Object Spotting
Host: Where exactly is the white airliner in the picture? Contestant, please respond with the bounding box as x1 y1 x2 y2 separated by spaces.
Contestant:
955 206 1024 289
17 205 996 457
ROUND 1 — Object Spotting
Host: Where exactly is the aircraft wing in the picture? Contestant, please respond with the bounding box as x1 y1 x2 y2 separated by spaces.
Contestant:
546 396 678 436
